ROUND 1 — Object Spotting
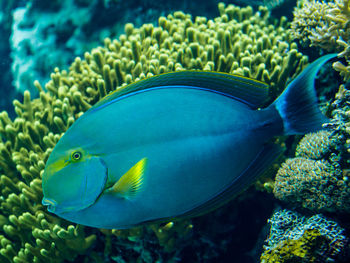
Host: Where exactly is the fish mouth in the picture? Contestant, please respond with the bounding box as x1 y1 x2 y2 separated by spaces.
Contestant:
42 198 57 213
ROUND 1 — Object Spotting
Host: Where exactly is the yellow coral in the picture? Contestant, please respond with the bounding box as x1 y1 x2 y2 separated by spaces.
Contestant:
261 228 331 263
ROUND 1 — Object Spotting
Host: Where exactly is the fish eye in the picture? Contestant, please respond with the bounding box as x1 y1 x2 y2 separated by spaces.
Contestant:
71 151 82 162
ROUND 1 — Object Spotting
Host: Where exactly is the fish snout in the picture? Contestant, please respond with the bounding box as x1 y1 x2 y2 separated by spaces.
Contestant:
42 198 58 213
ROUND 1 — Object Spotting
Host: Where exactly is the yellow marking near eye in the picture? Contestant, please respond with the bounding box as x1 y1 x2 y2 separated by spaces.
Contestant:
46 158 69 175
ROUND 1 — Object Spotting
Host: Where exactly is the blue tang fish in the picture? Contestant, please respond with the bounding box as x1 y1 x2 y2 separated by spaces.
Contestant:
42 54 335 229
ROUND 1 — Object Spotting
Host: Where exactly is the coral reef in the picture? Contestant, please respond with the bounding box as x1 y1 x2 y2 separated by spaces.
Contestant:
273 83 350 213
273 157 348 212
261 229 335 263
0 2 309 262
295 130 333 160
291 0 350 81
261 209 348 263
291 0 345 51
271 3 350 259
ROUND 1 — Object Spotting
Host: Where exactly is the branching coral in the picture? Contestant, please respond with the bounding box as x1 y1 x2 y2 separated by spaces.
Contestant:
76 2 307 100
0 90 97 263
0 3 308 262
291 0 348 51
291 0 350 81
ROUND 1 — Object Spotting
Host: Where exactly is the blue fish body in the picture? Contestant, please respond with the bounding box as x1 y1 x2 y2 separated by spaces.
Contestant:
42 54 335 229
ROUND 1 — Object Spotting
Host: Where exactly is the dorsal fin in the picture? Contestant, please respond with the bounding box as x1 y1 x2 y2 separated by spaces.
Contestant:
93 71 269 110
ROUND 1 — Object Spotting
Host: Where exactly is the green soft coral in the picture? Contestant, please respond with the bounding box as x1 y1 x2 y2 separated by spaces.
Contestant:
0 90 96 263
0 3 307 262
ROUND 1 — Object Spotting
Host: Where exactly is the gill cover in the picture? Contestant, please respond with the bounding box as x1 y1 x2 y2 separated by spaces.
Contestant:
42 154 107 213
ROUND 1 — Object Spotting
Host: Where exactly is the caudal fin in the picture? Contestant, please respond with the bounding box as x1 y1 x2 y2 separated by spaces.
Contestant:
273 54 337 135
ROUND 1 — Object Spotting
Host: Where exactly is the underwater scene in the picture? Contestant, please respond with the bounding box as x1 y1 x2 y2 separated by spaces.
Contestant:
0 0 350 262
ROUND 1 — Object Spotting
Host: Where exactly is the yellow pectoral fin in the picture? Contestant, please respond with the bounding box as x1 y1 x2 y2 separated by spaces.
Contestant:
107 158 147 199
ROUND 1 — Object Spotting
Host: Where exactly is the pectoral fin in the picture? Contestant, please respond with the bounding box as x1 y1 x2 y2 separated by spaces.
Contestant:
106 158 147 199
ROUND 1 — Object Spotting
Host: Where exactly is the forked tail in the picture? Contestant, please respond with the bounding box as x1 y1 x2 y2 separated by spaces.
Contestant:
273 54 337 135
